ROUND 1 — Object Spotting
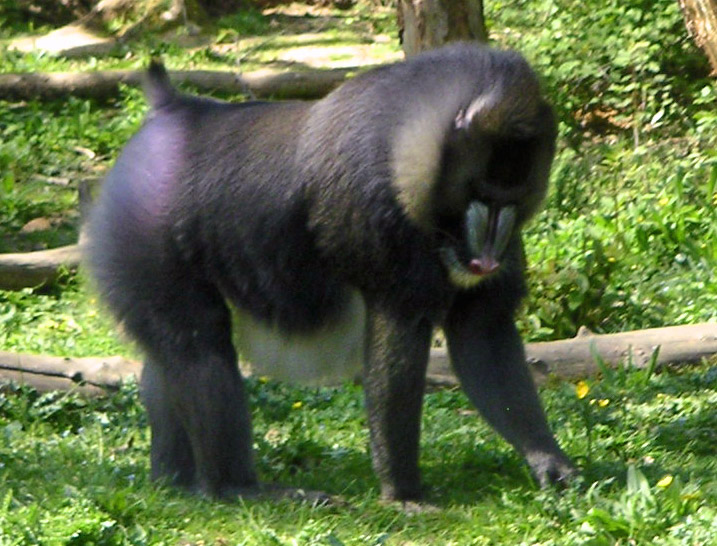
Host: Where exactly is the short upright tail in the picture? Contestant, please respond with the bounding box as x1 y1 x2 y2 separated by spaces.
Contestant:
144 59 177 109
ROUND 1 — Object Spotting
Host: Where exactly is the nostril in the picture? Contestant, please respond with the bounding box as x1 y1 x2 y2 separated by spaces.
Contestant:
469 257 500 276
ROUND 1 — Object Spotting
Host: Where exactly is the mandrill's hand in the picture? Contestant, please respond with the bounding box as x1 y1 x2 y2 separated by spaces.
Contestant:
526 450 577 488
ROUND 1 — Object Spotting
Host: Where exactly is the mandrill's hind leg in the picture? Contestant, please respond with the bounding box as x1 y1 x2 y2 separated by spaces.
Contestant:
142 359 196 487
128 279 258 497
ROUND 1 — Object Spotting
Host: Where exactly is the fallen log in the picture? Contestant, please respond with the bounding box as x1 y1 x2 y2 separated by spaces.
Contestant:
1 323 715 395
0 67 356 101
0 244 83 290
427 323 717 386
0 352 140 397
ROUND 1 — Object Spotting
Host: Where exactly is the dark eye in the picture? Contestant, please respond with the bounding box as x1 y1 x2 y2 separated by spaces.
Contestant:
486 137 536 187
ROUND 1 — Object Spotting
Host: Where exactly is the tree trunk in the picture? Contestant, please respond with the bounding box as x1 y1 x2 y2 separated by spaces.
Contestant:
397 0 487 57
679 0 717 75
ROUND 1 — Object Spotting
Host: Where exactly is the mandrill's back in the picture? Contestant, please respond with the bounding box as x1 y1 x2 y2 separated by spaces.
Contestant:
88 86 335 337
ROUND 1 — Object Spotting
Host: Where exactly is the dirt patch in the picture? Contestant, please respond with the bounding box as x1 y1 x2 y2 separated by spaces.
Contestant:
8 24 116 57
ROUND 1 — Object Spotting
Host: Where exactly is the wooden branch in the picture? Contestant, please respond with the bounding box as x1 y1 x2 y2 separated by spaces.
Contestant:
428 323 717 386
0 67 356 101
0 244 83 290
1 324 715 395
0 351 141 397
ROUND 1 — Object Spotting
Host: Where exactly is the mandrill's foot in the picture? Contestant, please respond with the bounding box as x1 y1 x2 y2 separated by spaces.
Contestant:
525 450 577 488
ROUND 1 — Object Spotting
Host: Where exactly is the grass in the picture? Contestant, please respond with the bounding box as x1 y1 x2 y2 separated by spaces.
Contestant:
1 0 716 543
1 361 716 545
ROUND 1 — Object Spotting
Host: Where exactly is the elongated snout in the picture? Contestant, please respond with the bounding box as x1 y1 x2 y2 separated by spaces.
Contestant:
465 202 516 276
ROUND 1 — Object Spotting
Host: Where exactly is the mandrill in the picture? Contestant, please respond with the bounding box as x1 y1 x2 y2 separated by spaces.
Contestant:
88 43 575 501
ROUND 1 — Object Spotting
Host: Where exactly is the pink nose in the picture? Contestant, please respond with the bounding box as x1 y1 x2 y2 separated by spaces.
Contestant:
469 257 500 276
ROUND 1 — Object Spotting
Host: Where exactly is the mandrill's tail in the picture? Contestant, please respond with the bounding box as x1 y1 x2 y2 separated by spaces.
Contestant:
143 59 178 110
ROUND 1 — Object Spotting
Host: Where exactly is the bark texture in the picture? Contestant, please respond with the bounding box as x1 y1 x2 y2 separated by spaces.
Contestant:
428 323 717 386
679 0 717 74
0 244 83 290
0 352 140 396
398 0 487 57
2 324 715 395
0 67 355 101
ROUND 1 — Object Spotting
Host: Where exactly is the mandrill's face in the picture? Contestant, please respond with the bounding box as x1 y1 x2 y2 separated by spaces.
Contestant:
439 201 518 288
433 102 557 290
388 77 557 291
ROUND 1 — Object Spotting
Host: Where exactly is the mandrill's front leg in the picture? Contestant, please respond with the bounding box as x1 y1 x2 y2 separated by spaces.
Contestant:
363 300 433 501
443 272 575 487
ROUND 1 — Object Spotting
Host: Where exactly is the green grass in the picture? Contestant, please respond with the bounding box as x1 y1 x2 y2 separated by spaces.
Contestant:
0 278 129 357
1 362 715 544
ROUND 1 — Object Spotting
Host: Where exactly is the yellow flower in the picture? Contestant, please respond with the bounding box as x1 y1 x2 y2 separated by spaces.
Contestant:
576 380 590 400
658 196 670 207
657 475 673 488
292 401 303 410
258 376 270 384
597 398 610 407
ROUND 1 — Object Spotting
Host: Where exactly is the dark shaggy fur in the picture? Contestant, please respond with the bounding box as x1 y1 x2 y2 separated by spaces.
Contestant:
88 44 574 500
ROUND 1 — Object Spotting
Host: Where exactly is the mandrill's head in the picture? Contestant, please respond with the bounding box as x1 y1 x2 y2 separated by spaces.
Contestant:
390 46 557 289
